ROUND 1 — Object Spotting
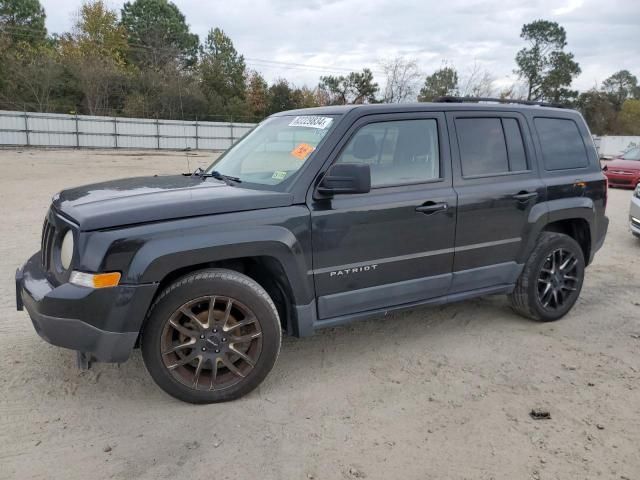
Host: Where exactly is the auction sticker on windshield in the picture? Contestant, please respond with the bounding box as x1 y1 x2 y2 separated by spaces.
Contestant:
291 143 315 160
288 116 333 129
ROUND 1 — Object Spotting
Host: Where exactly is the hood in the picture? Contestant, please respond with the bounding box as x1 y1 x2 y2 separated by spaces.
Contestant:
52 175 294 231
606 158 640 171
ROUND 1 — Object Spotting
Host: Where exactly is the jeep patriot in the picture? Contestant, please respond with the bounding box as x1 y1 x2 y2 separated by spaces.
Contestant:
16 99 609 403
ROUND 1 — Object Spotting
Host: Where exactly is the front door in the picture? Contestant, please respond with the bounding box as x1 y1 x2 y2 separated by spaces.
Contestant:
309 113 457 320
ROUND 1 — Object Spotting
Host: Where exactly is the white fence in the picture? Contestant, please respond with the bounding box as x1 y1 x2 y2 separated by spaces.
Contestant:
0 110 256 150
593 135 640 158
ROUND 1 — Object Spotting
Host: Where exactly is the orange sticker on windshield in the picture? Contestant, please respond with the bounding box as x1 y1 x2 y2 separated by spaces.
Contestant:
291 143 315 160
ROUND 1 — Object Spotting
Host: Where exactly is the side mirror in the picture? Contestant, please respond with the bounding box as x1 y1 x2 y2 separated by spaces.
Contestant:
316 163 371 196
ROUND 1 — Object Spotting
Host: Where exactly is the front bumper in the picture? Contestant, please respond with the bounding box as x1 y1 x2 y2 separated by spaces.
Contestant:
630 195 640 237
16 252 157 363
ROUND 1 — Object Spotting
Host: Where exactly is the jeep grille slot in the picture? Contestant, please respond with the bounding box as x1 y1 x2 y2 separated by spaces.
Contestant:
41 217 55 270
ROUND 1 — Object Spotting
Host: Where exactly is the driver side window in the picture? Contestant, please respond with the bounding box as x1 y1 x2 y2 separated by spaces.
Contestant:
336 119 440 187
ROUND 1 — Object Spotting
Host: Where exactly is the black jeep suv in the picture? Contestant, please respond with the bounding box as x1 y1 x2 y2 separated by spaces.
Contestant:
16 99 608 403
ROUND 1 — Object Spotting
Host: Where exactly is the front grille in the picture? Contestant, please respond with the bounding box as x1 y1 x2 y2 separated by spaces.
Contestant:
41 215 56 270
632 217 640 229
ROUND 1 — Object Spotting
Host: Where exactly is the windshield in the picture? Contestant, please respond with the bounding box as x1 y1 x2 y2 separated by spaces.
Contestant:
622 146 640 161
208 115 338 186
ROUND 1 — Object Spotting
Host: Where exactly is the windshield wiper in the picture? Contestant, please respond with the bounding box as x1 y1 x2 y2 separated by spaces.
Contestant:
187 167 241 184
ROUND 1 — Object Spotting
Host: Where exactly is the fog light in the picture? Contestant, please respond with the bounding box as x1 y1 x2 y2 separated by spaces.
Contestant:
70 271 121 289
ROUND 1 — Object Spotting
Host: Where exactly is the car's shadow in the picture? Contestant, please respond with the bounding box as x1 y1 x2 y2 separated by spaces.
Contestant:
29 294 540 407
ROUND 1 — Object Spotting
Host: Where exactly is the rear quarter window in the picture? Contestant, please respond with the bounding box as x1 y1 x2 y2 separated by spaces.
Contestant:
534 117 588 170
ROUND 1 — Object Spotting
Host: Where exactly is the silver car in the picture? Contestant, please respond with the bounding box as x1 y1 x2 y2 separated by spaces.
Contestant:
631 183 640 238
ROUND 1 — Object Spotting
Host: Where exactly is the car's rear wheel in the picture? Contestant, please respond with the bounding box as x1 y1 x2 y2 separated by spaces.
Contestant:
141 269 281 403
509 232 585 322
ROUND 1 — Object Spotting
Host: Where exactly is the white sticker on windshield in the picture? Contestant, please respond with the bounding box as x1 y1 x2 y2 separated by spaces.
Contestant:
288 116 333 129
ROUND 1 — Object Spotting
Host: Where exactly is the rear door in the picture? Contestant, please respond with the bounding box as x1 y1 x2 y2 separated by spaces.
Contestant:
446 111 545 293
310 112 457 319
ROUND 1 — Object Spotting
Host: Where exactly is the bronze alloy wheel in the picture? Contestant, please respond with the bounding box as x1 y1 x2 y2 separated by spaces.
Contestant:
160 296 263 391
536 247 579 310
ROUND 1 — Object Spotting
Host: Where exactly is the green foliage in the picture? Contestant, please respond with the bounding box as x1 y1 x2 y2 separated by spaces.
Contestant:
59 1 129 115
0 42 64 111
0 0 47 45
245 70 269 118
318 68 379 105
602 70 638 109
618 99 640 135
120 0 198 69
576 89 617 135
515 19 580 103
417 66 458 102
200 28 247 117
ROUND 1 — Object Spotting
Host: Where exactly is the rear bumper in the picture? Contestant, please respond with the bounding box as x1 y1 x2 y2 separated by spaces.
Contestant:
16 252 157 363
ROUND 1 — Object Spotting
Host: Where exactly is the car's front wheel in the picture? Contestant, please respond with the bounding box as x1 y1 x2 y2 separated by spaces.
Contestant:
509 232 585 322
141 269 281 403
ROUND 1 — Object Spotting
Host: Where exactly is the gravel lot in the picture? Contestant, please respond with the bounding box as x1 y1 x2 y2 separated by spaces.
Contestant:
1 148 639 480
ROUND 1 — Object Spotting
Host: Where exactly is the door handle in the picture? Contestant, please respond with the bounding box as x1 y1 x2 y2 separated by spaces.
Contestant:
511 191 538 202
415 202 448 214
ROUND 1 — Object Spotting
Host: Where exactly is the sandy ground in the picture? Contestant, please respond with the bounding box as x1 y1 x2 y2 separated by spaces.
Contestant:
0 148 638 480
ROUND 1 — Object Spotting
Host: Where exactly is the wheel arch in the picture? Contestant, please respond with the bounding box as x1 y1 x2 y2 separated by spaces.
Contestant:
524 197 595 265
147 256 298 335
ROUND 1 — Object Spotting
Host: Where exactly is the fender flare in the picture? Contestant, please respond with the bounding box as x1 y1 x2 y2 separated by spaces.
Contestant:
519 197 595 264
125 225 314 306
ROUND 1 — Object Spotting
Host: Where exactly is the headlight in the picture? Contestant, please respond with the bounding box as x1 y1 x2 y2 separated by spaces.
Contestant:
635 183 640 198
60 230 74 270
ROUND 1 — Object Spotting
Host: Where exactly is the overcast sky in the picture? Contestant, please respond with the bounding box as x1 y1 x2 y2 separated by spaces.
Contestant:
41 0 640 93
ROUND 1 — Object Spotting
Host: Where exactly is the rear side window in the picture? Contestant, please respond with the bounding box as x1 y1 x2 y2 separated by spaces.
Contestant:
535 118 588 170
503 118 527 172
455 117 529 177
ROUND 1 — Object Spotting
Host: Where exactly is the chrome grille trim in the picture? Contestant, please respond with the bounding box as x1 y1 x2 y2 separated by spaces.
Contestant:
41 214 56 270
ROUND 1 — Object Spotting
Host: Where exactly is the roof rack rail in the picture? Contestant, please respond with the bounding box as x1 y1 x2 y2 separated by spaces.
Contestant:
433 96 568 109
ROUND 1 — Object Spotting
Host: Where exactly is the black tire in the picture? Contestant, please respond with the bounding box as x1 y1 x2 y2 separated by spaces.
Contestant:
141 269 281 403
509 232 585 322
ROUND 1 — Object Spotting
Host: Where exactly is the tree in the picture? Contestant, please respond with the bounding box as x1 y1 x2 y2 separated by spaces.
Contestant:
0 0 47 45
120 0 198 69
292 86 320 109
459 61 496 98
123 62 206 119
318 68 379 105
602 70 638 109
515 20 580 103
267 78 297 114
380 56 421 103
59 1 129 115
417 65 458 102
618 99 640 135
200 27 247 116
245 70 269 119
0 42 63 111
576 89 617 135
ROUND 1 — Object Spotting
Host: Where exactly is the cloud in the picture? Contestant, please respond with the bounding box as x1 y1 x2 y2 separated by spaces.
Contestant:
553 0 584 16
41 0 640 92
